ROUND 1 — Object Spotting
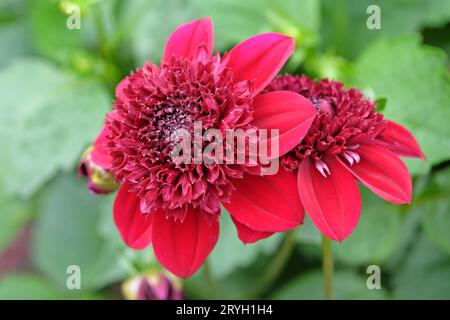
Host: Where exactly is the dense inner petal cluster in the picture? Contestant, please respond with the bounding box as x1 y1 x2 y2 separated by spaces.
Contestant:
265 75 386 175
106 52 255 217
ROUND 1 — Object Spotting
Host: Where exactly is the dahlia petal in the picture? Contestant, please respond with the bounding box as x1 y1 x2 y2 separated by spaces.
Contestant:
252 91 317 158
152 207 219 278
163 17 213 62
223 169 304 232
115 78 129 100
378 120 425 159
298 156 361 241
113 185 153 250
231 217 274 244
227 33 295 96
340 143 412 204
91 125 112 169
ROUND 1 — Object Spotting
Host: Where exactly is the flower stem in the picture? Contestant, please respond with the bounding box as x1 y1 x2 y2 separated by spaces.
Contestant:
253 230 296 296
202 260 216 294
322 234 334 300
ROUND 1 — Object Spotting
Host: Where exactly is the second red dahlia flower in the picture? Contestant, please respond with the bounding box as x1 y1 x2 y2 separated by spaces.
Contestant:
257 75 425 241
85 18 317 277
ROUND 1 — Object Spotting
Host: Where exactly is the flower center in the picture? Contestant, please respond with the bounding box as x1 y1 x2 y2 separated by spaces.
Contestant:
265 75 386 174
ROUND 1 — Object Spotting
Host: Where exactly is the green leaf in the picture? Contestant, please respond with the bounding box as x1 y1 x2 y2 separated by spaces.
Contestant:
0 59 110 198
418 168 450 255
392 235 450 299
0 274 62 300
272 270 387 299
332 188 402 265
207 209 283 279
321 0 450 59
351 35 450 175
0 196 31 253
29 0 82 61
32 174 127 293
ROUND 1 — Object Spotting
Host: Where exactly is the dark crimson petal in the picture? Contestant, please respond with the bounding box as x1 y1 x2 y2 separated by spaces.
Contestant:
115 78 129 100
152 207 219 278
377 120 425 159
340 143 412 204
163 17 213 62
298 156 361 241
113 185 153 249
91 125 112 169
231 216 274 244
227 33 295 96
252 91 317 158
223 169 304 232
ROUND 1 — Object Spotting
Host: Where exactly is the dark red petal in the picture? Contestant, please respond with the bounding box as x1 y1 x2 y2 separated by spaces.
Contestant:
298 156 361 241
252 91 317 158
163 17 213 62
227 33 295 96
115 78 129 100
151 207 219 278
91 125 112 169
223 169 304 232
377 120 425 159
231 216 274 244
340 143 412 204
113 185 153 250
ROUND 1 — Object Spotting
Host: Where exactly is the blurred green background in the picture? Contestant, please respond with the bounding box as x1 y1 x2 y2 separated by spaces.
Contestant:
0 0 450 300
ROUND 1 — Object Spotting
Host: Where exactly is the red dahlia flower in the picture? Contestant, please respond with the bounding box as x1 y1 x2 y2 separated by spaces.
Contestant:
86 18 317 277
256 75 425 241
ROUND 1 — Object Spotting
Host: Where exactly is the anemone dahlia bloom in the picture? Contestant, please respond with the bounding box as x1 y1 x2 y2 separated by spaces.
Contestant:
249 75 425 241
87 18 317 277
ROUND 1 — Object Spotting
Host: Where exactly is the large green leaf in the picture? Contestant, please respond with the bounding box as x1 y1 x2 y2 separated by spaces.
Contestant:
321 0 450 59
272 270 387 299
332 188 402 265
32 174 127 293
0 274 62 300
351 35 450 175
0 196 31 253
0 59 110 198
418 168 450 255
392 235 450 299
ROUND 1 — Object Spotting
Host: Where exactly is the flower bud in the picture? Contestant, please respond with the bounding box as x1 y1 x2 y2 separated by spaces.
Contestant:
122 272 183 300
78 145 118 195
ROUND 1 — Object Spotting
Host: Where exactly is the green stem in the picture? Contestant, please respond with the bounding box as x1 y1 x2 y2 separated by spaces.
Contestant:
322 235 334 300
202 260 216 294
253 230 296 296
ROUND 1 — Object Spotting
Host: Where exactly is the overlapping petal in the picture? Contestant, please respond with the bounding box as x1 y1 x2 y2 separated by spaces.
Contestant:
163 17 213 62
113 185 153 249
151 207 219 278
223 169 304 232
297 156 361 241
227 33 295 96
231 217 274 244
252 91 317 158
340 143 412 204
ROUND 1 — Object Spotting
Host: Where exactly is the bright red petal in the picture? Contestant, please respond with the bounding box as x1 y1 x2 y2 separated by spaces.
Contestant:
340 143 412 204
223 169 304 232
113 185 153 250
91 125 112 169
298 156 361 241
252 91 316 158
231 216 274 244
377 120 425 159
163 17 213 62
151 208 219 278
227 33 295 96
